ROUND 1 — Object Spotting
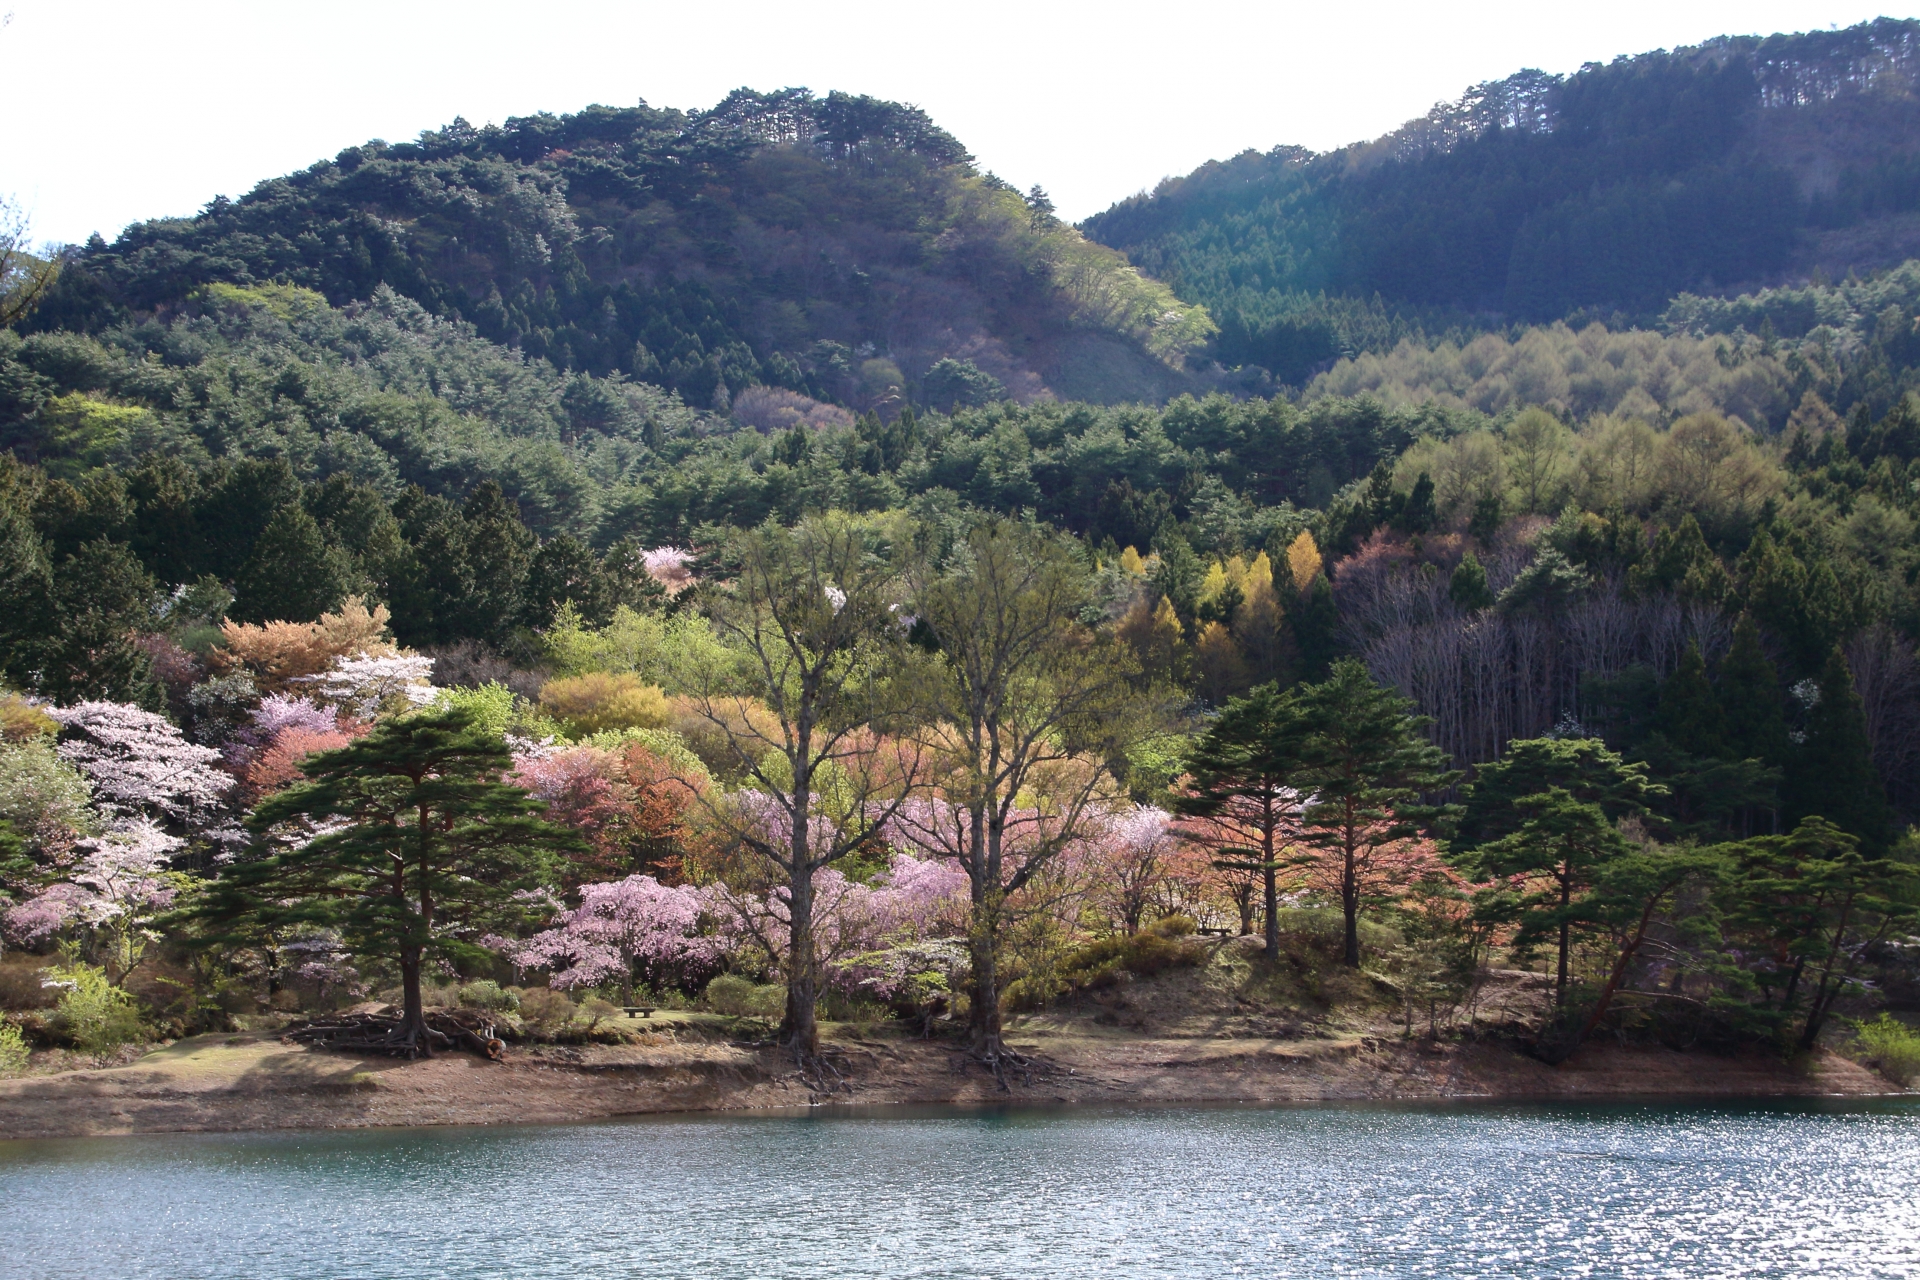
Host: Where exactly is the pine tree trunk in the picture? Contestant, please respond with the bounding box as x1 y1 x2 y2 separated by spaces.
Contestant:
1555 863 1573 1006
1341 827 1361 968
398 947 429 1054
1262 807 1280 958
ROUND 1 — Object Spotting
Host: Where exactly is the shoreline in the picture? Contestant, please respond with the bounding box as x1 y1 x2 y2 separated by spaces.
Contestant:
0 1016 1906 1142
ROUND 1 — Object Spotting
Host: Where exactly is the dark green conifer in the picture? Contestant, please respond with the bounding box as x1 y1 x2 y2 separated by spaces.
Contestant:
232 503 352 624
1786 647 1894 852
1718 614 1789 765
1656 643 1726 757
1448 552 1494 612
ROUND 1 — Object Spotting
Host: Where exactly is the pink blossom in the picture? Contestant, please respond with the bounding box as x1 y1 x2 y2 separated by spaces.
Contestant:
296 653 436 720
643 546 695 594
226 694 340 766
500 875 727 990
4 820 180 974
712 852 970 978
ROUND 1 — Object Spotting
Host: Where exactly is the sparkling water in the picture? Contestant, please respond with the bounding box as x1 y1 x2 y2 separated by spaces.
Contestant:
3 1100 1917 1278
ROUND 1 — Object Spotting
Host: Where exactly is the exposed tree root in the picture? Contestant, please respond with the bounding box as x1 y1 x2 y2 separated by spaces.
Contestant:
971 1040 1046 1090
284 1010 505 1061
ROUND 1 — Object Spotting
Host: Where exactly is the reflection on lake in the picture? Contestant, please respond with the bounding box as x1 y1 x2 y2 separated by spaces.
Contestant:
3 1100 1917 1278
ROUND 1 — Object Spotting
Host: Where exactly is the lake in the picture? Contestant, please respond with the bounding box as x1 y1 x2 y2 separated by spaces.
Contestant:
2 1100 1917 1278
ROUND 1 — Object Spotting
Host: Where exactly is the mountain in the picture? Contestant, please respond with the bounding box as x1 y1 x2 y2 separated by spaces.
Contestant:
1082 18 1920 383
29 89 1213 411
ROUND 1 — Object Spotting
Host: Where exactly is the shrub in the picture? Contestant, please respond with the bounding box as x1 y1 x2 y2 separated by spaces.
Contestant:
704 973 785 1018
1852 1014 1920 1086
0 1020 28 1075
539 673 672 737
456 980 520 1013
517 987 576 1028
0 693 56 742
1059 919 1207 991
43 963 145 1052
209 597 396 693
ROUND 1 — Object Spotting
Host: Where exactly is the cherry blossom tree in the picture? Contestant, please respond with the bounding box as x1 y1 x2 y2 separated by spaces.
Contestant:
501 875 728 992
1086 806 1180 935
4 819 182 979
509 741 706 884
296 653 436 721
644 546 696 595
49 701 233 837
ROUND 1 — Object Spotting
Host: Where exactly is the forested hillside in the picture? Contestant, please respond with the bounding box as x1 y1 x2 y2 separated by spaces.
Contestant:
27 90 1212 411
0 29 1916 1082
1084 19 1920 383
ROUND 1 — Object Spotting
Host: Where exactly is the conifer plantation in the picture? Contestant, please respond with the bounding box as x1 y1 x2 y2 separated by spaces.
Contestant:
1 16 1916 1092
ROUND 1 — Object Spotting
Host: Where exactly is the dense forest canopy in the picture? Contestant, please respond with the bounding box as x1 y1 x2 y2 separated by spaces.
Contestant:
28 89 1214 411
1083 18 1920 383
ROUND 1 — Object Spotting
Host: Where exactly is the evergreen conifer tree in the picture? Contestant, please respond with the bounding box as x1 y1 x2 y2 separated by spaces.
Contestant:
232 503 352 624
1787 647 1895 852
1655 643 1726 757
1177 682 1307 958
42 539 160 706
1718 614 1789 765
193 706 582 1054
1448 552 1494 612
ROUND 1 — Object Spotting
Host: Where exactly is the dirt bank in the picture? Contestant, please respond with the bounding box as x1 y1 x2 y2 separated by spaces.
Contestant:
0 1012 1901 1141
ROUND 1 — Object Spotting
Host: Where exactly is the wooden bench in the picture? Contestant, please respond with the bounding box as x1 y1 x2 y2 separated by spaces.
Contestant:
621 1006 657 1019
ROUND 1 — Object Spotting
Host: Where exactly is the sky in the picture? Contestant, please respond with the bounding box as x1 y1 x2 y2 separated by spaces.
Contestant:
5 0 1919 247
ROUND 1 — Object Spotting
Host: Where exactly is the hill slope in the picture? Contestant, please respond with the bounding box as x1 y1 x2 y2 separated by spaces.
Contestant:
1083 18 1920 382
30 89 1213 411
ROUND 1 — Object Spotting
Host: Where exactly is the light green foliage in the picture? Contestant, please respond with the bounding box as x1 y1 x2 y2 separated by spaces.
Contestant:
577 727 711 784
0 739 96 854
0 1019 28 1075
194 281 331 321
455 980 520 1013
431 683 566 744
543 606 727 694
34 393 156 477
1851 1014 1920 1085
43 963 145 1053
1311 323 1798 429
703 973 785 1018
430 683 514 737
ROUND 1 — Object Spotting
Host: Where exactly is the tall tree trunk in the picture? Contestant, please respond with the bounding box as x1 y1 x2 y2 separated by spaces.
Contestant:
1262 817 1279 959
968 889 1002 1057
398 946 428 1054
1555 863 1573 1007
1796 897 1857 1054
782 864 819 1057
1341 827 1361 968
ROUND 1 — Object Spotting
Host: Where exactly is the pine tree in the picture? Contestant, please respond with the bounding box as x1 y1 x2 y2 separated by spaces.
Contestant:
1448 552 1494 612
231 503 352 624
520 533 612 629
1452 736 1658 1008
1291 572 1342 681
0 478 53 690
1177 683 1307 958
1291 660 1457 967
458 482 535 642
194 707 583 1054
1787 647 1895 853
42 539 160 707
1655 643 1726 757
1718 614 1788 765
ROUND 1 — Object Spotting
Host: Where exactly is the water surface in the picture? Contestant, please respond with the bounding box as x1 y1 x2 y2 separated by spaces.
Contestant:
3 1100 1917 1278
